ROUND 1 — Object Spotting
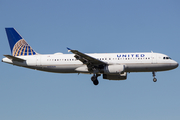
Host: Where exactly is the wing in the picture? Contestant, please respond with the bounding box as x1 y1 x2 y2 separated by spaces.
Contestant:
67 48 107 66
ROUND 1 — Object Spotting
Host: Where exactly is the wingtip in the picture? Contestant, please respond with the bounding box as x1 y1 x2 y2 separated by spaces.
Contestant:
67 47 72 52
67 47 71 50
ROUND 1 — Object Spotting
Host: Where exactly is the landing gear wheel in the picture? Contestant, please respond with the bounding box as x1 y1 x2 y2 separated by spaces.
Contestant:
153 78 157 82
91 76 99 85
93 80 99 85
152 71 157 82
91 71 101 85
91 76 96 81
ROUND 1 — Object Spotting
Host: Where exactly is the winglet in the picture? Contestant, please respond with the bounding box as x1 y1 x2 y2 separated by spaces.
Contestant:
67 47 72 52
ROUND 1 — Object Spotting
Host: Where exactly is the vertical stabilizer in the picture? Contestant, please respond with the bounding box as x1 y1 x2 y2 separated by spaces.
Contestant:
5 28 37 56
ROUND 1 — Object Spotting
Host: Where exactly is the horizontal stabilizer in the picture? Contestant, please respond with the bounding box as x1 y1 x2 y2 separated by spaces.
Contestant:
4 55 25 62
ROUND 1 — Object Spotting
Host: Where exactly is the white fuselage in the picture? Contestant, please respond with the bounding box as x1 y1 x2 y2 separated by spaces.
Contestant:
2 52 178 74
3 28 178 84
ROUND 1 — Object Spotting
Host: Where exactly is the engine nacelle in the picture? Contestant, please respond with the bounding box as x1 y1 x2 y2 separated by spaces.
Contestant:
103 65 124 74
103 72 127 80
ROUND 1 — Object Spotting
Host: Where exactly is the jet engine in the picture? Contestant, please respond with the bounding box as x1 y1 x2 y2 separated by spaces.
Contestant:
103 72 127 80
103 65 124 74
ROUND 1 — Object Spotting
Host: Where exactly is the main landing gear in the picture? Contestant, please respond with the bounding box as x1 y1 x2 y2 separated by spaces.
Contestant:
91 74 101 85
152 71 157 82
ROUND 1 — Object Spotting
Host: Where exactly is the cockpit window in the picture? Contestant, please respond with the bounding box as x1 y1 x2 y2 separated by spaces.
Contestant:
163 57 171 60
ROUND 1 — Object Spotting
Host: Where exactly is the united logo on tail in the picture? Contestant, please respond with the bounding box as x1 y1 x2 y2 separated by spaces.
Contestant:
5 28 37 56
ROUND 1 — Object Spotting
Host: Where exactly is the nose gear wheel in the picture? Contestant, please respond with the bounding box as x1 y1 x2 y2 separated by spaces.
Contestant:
152 71 157 82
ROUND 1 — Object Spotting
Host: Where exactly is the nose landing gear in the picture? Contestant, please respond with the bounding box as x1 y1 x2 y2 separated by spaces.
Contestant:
152 71 157 82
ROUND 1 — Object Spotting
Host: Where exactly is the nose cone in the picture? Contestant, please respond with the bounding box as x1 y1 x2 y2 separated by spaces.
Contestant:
172 61 179 69
175 62 179 68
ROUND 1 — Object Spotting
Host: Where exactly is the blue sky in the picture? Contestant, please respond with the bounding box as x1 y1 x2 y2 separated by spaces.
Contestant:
0 0 180 120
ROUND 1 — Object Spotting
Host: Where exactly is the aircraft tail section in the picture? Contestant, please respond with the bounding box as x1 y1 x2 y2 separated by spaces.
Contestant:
5 28 37 56
3 55 25 62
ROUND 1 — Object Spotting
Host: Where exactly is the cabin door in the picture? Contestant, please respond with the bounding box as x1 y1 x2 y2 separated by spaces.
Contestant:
36 56 41 66
151 53 157 64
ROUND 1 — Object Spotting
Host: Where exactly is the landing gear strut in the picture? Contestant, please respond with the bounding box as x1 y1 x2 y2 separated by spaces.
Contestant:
91 74 100 85
152 71 157 82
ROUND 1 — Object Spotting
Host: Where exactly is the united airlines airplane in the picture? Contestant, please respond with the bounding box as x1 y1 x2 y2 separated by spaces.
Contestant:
2 28 179 85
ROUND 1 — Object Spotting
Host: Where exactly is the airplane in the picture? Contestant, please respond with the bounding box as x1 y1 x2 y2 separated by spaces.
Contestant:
2 28 179 85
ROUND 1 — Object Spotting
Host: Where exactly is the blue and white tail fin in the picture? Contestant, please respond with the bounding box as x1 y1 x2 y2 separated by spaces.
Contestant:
5 28 37 56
